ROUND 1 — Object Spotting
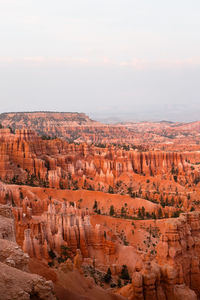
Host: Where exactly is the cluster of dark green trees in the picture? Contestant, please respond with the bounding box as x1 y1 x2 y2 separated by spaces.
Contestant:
48 245 72 267
104 265 131 286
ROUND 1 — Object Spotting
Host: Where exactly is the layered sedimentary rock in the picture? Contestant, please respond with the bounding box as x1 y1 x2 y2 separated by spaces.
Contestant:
0 204 56 300
156 212 200 297
130 257 197 300
8 193 116 265
118 211 200 300
0 128 200 192
1 121 200 299
0 112 200 147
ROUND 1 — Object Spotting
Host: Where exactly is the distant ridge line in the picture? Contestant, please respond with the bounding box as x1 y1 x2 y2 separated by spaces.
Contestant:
0 111 86 114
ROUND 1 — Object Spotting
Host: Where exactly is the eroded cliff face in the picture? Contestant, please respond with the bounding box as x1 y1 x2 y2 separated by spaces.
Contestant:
0 184 126 300
0 128 200 192
0 127 200 219
1 180 200 299
0 203 56 300
156 212 200 297
1 124 200 299
15 199 116 263
0 181 116 271
118 212 200 300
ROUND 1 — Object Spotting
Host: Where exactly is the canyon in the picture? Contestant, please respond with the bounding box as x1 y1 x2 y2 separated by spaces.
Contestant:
0 112 200 299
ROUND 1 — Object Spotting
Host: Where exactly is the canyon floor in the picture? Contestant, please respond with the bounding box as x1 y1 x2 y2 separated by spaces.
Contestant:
0 112 200 299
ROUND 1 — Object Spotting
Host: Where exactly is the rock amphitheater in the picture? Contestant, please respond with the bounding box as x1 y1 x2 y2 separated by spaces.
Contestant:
0 112 200 299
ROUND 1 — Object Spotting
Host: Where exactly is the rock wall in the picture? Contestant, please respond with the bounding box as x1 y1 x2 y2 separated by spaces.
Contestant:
12 198 116 264
0 204 56 300
118 212 200 300
156 212 200 297
130 256 197 300
0 128 200 192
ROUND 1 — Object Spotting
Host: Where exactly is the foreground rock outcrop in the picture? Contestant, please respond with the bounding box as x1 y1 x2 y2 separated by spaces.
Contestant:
0 262 55 300
13 197 116 267
0 204 56 300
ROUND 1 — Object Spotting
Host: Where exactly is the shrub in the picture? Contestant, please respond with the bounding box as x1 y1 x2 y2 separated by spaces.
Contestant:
108 186 114 194
48 250 56 259
172 210 182 218
57 257 65 264
48 261 54 267
173 175 178 182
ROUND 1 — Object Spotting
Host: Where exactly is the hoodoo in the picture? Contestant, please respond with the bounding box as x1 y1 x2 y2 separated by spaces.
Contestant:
0 116 200 299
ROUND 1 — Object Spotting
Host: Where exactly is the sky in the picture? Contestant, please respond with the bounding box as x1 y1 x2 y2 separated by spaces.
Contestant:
0 0 200 122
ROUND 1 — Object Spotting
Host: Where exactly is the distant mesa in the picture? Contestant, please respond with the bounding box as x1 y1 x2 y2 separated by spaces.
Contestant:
0 111 200 147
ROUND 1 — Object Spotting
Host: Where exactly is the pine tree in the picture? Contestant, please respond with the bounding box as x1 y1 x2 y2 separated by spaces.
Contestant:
141 206 145 218
138 208 142 219
109 205 115 216
93 200 98 211
160 195 165 207
120 265 130 280
104 267 112 283
121 206 126 217
158 208 163 219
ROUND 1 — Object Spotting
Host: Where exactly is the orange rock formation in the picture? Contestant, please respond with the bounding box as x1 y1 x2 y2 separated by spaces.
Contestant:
0 117 200 299
0 203 56 300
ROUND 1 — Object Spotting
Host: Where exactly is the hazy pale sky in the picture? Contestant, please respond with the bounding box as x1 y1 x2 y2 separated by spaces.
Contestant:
0 0 200 121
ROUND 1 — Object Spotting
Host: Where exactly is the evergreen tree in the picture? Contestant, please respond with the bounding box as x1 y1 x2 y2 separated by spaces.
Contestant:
138 208 142 219
117 279 122 288
121 206 126 217
93 200 98 211
160 195 165 207
120 265 130 280
158 208 163 219
104 267 112 283
152 212 156 220
127 187 133 195
109 205 115 216
141 206 145 218
108 186 114 194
